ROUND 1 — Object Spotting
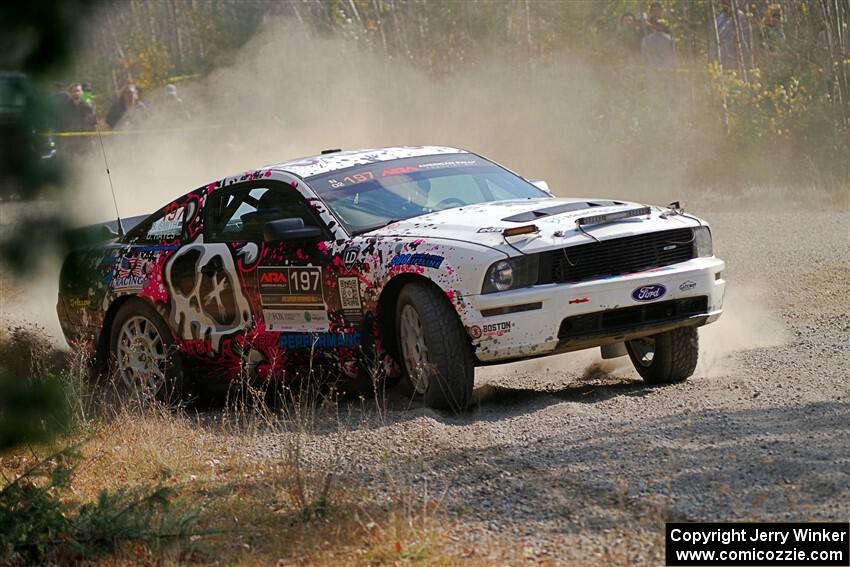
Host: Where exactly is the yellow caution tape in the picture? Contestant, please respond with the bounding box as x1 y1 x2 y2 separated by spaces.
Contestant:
163 73 201 84
48 124 224 137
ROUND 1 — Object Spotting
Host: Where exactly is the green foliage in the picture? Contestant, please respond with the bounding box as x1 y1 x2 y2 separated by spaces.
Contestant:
0 447 198 565
0 325 74 450
0 373 70 450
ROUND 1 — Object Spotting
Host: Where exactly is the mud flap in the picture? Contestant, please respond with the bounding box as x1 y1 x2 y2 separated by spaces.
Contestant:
601 342 627 359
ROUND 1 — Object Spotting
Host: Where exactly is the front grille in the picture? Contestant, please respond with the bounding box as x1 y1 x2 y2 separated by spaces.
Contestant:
558 296 709 340
538 228 695 285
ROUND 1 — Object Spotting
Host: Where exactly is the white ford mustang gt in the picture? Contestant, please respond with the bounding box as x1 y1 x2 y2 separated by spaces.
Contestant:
58 146 726 411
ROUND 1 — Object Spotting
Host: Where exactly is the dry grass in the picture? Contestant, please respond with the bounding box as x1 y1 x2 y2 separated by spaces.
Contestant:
0 326 484 565
0 324 661 566
1 406 482 566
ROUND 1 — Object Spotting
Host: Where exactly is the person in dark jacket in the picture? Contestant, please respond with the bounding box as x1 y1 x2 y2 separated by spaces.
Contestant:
57 82 96 132
106 83 149 129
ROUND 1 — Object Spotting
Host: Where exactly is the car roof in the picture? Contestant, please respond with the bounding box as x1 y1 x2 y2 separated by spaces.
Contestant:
265 146 467 179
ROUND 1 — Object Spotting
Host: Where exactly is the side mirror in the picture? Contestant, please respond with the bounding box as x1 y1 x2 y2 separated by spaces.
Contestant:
263 218 322 241
529 179 552 195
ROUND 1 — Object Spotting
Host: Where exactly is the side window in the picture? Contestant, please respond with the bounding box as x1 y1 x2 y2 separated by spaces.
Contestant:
207 185 322 242
126 202 185 243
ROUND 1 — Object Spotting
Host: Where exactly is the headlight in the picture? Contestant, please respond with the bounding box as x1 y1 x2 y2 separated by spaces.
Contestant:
693 226 713 257
482 255 539 293
489 261 514 291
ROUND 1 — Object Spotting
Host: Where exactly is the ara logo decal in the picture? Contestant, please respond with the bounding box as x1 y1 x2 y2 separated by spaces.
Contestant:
381 166 419 177
631 284 666 302
259 271 287 284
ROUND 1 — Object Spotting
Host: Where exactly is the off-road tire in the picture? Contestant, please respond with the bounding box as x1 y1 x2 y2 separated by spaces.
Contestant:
109 299 184 402
626 326 699 384
396 282 474 412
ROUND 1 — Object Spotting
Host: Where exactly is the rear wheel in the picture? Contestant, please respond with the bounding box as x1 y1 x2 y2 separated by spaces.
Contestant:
109 299 183 402
396 282 474 412
626 326 699 384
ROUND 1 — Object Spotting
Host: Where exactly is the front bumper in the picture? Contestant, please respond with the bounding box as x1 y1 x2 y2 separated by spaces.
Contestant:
464 257 726 363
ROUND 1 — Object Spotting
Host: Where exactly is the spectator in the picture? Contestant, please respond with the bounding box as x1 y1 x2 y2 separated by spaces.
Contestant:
160 83 191 121
80 82 94 106
56 82 96 132
618 13 644 54
760 4 786 55
641 18 677 104
106 83 149 129
641 19 676 71
709 0 753 71
647 2 671 35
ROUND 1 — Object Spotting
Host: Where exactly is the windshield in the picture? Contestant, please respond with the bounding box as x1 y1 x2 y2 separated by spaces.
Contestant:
307 153 550 234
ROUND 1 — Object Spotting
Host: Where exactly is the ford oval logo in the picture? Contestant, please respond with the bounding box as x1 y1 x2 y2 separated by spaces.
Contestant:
632 284 666 302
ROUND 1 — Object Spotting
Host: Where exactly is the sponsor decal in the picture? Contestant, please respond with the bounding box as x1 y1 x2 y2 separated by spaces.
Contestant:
390 253 445 269
381 166 419 177
631 284 667 302
679 280 696 292
468 325 482 339
279 332 361 349
418 160 476 169
337 277 362 323
259 270 287 285
258 266 322 300
569 297 590 304
147 205 184 239
258 266 328 331
263 309 329 332
113 256 151 290
343 247 360 270
476 227 505 233
179 339 213 356
68 297 92 309
481 321 512 337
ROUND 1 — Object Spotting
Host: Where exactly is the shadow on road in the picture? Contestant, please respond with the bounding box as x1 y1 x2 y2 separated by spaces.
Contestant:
378 400 850 536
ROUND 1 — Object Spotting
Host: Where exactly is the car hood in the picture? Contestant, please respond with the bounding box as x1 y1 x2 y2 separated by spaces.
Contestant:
367 197 704 254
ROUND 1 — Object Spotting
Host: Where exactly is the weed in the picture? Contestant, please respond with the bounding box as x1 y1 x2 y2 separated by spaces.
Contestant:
0 445 198 565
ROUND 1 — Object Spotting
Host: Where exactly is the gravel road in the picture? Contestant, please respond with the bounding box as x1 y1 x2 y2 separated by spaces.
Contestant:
248 210 850 564
2 204 846 564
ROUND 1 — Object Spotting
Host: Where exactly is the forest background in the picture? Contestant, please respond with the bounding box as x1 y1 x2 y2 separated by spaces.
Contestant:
61 0 850 194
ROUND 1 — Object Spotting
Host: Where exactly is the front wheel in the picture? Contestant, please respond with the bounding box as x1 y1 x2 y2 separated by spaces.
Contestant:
396 282 474 412
109 299 184 402
626 326 699 384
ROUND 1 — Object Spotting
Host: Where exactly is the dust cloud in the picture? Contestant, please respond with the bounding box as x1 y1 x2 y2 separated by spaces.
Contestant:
65 18 701 223
6 16 787 374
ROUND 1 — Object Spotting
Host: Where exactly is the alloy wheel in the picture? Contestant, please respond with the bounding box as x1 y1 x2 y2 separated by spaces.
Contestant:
116 315 168 394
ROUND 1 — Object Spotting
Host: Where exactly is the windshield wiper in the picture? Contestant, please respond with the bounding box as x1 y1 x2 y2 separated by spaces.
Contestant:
351 218 404 236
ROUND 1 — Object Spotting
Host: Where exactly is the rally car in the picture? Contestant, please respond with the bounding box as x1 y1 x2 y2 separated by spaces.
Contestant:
57 146 726 410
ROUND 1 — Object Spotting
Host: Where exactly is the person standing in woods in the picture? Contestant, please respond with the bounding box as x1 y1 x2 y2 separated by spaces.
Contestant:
106 83 149 129
709 0 753 71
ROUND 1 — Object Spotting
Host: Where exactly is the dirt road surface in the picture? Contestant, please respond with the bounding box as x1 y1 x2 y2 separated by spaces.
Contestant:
247 209 849 563
2 205 848 564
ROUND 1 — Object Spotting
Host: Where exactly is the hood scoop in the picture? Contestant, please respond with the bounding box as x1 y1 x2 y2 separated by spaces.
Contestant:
501 200 624 222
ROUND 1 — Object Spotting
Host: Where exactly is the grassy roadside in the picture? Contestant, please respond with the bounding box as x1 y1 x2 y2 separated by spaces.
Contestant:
1 410 470 565
0 323 667 565
0 324 480 565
